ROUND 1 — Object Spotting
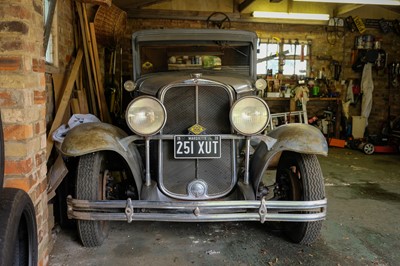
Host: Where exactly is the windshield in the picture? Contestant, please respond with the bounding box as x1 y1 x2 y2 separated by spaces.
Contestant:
138 41 252 76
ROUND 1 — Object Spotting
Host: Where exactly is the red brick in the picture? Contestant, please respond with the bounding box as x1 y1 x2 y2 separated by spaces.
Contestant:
0 40 24 51
32 58 45 73
0 6 31 20
3 124 33 140
34 90 46 104
40 75 46 87
5 157 33 175
4 176 35 192
34 121 45 135
0 21 29 34
0 56 23 71
35 151 46 167
0 91 17 107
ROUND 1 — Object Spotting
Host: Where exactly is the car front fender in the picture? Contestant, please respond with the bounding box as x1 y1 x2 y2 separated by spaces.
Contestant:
250 123 328 190
60 122 143 194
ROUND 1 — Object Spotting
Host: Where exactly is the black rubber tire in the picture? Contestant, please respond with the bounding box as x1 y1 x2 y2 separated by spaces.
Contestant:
276 151 325 245
75 152 109 247
0 188 38 266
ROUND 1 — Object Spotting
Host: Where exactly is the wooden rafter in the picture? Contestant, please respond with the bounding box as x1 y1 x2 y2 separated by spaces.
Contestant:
125 9 241 20
114 0 171 9
238 0 256 12
334 4 364 16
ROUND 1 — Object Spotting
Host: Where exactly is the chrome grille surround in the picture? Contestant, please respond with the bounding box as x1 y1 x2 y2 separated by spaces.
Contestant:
157 78 237 200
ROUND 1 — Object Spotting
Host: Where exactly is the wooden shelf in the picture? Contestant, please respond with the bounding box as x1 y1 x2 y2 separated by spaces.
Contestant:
264 97 290 101
308 97 340 101
168 64 202 70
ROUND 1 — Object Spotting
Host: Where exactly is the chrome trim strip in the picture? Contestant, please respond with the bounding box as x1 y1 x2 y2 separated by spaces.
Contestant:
67 196 327 223
195 83 199 124
244 137 251 185
145 138 151 186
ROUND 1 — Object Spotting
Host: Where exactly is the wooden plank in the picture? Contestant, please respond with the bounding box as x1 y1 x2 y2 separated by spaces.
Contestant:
81 3 104 120
334 4 363 17
90 22 111 123
52 73 71 124
52 73 64 109
76 2 98 116
117 0 170 9
125 9 241 20
239 0 256 12
47 154 68 200
46 49 83 160
77 89 89 114
71 98 80 114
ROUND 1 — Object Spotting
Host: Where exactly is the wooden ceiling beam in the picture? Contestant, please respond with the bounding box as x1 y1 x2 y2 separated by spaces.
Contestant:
334 4 364 16
126 9 242 20
238 0 256 12
115 0 171 10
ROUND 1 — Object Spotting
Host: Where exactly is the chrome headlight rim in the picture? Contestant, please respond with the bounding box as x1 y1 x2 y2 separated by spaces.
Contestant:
230 96 271 136
125 96 167 136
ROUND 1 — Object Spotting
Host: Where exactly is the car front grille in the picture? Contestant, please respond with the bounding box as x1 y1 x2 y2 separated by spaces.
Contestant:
162 85 231 134
158 83 235 199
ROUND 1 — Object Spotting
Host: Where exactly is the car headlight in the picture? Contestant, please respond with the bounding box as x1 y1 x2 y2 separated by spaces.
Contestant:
230 96 270 135
124 80 136 92
126 96 167 136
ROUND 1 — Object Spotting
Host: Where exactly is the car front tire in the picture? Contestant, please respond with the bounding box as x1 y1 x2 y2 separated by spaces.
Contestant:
276 151 325 245
75 152 109 247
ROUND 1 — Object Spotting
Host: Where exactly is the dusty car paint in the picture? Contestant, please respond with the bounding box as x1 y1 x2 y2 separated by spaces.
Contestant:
61 122 143 194
250 123 328 192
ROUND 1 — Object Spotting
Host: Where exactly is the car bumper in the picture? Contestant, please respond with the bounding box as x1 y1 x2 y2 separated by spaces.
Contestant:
67 196 327 223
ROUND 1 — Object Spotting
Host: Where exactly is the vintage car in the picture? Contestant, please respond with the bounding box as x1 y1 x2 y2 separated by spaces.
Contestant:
61 29 328 247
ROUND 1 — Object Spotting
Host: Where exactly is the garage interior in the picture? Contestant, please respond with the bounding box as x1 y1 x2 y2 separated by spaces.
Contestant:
0 0 400 265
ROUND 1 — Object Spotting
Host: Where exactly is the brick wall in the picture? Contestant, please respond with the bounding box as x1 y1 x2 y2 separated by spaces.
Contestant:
0 0 74 264
125 18 400 135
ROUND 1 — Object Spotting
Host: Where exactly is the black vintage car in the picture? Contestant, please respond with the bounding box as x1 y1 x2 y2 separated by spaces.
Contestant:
61 29 328 247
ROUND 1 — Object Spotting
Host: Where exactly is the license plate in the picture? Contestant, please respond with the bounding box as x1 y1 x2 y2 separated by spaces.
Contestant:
174 135 221 159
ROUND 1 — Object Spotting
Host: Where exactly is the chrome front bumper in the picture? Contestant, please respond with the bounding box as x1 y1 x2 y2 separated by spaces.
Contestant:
67 196 327 223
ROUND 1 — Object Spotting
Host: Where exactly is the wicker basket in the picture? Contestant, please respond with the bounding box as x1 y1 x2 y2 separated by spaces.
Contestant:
94 4 127 48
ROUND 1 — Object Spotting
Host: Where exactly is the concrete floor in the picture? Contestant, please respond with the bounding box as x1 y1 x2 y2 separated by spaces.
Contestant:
49 148 400 266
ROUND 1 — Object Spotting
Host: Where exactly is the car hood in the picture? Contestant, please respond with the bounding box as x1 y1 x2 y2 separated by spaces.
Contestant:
136 71 255 96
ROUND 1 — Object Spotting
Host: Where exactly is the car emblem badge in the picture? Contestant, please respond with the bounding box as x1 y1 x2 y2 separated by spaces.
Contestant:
188 180 208 198
188 124 206 135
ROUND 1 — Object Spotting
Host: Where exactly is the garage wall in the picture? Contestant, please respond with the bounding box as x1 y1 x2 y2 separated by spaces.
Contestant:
0 0 75 264
125 18 400 135
0 1 49 264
